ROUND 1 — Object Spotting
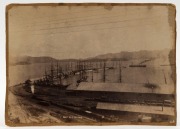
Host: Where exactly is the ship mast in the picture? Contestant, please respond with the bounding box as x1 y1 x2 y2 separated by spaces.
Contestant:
77 60 80 71
90 62 92 70
44 67 48 82
83 61 85 70
91 69 94 82
70 62 72 71
50 62 54 83
65 62 68 73
58 65 62 85
96 62 98 69
100 61 102 68
56 62 59 78
162 69 167 84
79 60 82 79
103 61 106 83
119 61 122 83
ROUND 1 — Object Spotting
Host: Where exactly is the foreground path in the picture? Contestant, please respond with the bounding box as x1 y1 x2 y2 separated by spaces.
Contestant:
7 91 64 124
7 86 96 124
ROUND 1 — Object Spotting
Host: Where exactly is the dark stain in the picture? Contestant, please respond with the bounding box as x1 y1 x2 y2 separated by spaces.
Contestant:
147 5 153 10
68 5 72 10
168 49 176 85
27 107 46 117
83 5 88 8
10 117 20 124
32 5 39 10
104 4 113 11
167 4 176 30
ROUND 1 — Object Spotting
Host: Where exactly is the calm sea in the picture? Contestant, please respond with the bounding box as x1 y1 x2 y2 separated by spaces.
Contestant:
8 61 174 89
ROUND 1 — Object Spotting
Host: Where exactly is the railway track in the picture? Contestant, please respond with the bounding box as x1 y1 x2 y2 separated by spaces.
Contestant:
10 85 113 123
33 96 112 122
9 84 175 123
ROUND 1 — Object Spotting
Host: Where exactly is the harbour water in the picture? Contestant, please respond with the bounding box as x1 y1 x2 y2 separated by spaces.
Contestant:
8 60 174 89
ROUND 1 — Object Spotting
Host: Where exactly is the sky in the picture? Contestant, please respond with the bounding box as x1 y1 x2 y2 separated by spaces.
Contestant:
8 4 175 59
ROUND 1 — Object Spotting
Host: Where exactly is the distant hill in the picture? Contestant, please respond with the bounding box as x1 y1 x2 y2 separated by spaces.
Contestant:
9 56 80 66
9 56 58 65
9 49 171 65
88 49 171 61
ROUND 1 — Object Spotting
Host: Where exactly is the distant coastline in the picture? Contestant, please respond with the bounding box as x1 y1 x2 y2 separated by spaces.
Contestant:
9 49 171 66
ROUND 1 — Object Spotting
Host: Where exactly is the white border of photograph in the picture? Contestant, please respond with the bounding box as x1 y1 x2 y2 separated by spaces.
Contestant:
0 0 179 128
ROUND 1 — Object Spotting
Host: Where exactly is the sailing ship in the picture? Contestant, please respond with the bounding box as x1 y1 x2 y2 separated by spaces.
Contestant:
23 61 90 94
33 63 70 89
23 62 72 95
76 61 88 85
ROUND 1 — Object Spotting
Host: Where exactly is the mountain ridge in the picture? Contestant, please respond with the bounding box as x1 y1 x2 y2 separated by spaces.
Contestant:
9 49 171 65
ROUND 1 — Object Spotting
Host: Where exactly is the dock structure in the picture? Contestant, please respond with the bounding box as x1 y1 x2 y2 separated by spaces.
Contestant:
67 82 175 117
74 82 174 94
21 59 176 123
96 103 175 116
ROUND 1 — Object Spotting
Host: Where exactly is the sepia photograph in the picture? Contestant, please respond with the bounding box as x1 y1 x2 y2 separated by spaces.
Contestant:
6 3 176 126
